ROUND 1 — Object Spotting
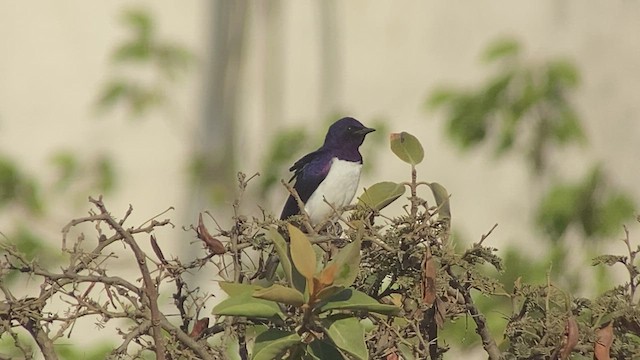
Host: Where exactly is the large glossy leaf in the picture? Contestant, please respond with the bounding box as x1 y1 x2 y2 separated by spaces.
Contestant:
308 340 345 360
322 315 368 360
316 285 346 302
327 233 363 287
318 289 400 315
288 224 316 283
252 329 301 360
218 282 261 296
358 181 406 211
253 284 304 307
213 283 282 319
428 182 451 220
268 228 294 286
390 132 424 165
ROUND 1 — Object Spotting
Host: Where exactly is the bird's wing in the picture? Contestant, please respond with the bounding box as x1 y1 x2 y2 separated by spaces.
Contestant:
280 150 332 220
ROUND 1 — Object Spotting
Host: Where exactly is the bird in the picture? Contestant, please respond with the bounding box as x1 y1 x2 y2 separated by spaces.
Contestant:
280 117 375 224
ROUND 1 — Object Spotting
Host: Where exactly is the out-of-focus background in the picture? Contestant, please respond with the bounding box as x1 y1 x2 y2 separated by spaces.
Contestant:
1 1 639 358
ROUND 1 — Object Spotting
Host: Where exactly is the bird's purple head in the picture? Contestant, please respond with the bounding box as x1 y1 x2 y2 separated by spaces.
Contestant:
323 117 375 150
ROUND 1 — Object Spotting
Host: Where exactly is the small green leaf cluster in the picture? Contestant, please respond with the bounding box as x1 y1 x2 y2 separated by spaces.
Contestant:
212 224 398 360
537 165 635 241
97 8 194 117
428 37 584 173
427 37 635 245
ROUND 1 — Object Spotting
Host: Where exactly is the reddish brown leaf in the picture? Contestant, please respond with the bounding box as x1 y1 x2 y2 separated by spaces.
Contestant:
150 235 168 264
319 263 338 287
385 352 400 360
434 297 447 329
559 316 579 360
594 321 614 360
189 318 209 338
422 246 437 306
197 214 225 255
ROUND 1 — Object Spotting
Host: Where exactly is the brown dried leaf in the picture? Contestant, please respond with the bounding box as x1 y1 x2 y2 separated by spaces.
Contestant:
189 318 209 338
559 316 579 360
434 297 447 329
594 321 614 360
422 246 437 306
197 213 225 255
385 352 400 360
319 263 338 287
150 235 167 264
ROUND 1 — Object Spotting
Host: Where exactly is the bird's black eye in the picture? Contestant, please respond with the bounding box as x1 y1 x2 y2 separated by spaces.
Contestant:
347 126 354 132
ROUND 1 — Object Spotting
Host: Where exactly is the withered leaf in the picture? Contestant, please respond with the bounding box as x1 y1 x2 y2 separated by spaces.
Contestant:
559 316 579 360
434 297 447 329
150 235 167 264
197 213 225 255
189 318 209 338
385 352 400 360
594 321 614 360
422 246 437 306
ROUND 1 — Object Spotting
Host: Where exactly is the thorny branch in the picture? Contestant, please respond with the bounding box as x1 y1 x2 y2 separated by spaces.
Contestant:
2 168 635 360
0 196 222 359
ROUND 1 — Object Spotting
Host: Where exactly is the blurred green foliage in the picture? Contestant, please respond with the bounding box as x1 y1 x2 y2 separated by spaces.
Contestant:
428 37 635 244
97 8 194 117
537 166 635 242
0 156 44 215
50 151 116 195
426 37 637 356
428 37 585 173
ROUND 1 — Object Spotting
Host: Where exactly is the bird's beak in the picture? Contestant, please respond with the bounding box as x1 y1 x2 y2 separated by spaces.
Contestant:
355 127 375 135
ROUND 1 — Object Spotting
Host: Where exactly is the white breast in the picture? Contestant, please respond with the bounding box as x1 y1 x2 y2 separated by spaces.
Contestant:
304 158 362 224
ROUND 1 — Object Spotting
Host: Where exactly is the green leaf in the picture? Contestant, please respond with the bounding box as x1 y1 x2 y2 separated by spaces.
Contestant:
482 38 520 63
317 289 400 315
253 284 304 307
322 315 368 360
428 182 451 220
213 283 283 319
50 151 78 190
308 340 345 360
427 88 458 109
288 224 317 281
316 285 346 301
547 59 580 88
0 157 43 215
0 157 20 206
95 155 116 193
390 132 424 165
97 80 129 110
536 183 581 241
260 127 308 196
113 42 151 63
268 228 294 287
358 181 406 211
596 193 635 237
327 233 363 287
252 329 301 360
398 343 416 360
121 9 153 40
551 108 585 145
218 282 261 296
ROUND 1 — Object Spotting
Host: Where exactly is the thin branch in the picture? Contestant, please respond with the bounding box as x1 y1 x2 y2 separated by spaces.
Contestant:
281 179 316 235
446 267 501 360
90 197 166 360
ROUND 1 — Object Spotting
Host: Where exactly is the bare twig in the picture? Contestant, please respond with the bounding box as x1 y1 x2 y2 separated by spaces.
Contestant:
281 179 316 235
90 197 167 360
